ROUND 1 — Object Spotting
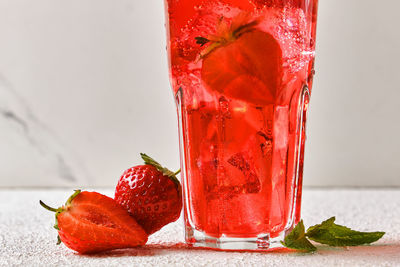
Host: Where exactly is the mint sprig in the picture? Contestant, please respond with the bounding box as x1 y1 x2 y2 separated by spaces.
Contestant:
282 217 385 252
306 217 385 247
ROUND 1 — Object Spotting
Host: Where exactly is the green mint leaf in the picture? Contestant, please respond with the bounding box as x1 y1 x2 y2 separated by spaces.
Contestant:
281 220 317 252
306 217 385 247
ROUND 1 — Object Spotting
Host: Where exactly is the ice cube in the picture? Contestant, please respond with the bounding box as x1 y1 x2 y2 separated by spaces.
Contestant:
227 152 261 194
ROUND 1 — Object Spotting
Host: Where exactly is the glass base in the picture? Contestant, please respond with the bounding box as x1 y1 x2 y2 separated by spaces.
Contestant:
186 227 287 251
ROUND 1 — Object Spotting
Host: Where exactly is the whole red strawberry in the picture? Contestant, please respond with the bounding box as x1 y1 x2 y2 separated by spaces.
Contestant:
115 153 182 235
40 190 148 254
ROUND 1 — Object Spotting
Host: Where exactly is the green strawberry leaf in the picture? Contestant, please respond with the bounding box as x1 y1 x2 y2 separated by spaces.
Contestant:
281 220 317 252
140 153 181 188
306 217 385 247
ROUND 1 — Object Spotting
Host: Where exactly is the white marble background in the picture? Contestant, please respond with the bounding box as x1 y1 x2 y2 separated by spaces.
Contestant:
0 0 399 187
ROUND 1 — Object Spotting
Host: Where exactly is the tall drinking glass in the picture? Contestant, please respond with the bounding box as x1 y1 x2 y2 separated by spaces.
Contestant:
164 0 319 250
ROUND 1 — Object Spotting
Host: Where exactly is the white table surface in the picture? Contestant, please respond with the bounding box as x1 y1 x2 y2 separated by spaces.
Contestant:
1 189 399 266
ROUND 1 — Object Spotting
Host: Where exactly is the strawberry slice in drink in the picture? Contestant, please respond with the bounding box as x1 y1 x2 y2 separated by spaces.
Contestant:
200 17 283 106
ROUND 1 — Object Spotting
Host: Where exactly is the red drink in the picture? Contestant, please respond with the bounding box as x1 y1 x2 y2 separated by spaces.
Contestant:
164 0 318 250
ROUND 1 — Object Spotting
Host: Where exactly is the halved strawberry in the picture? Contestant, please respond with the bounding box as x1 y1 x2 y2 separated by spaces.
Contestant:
199 16 283 106
40 190 148 254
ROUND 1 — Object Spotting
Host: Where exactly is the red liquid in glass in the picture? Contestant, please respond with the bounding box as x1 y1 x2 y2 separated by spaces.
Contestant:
165 0 318 239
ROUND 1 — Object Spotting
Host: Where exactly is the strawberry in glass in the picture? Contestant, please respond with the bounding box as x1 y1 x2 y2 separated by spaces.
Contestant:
164 0 319 250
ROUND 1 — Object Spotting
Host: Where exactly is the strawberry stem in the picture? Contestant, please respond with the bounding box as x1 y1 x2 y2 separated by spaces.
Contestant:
40 190 83 247
39 200 58 212
66 189 81 205
196 16 260 59
173 169 181 176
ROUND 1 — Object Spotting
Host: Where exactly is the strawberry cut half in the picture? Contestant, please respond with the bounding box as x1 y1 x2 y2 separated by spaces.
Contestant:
40 190 148 254
200 17 283 106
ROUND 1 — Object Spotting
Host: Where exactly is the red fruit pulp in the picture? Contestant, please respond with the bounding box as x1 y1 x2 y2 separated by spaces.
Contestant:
165 0 318 239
